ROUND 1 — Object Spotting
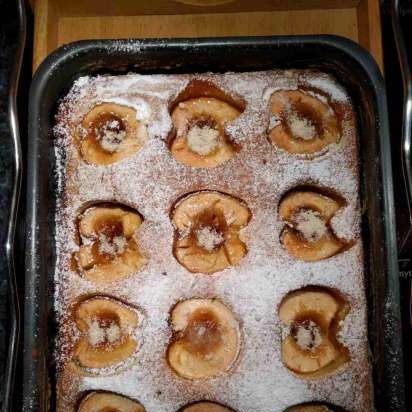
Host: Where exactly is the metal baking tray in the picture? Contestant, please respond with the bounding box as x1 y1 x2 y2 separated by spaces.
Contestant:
23 36 406 411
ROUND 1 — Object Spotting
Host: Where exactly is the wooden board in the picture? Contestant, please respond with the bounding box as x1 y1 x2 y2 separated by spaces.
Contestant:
31 0 383 71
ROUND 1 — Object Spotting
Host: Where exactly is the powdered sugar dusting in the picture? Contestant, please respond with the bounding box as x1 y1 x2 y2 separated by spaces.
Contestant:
293 320 323 351
293 209 327 243
186 125 220 156
53 69 371 412
87 319 121 346
287 111 317 141
301 72 349 103
98 233 127 256
195 226 225 251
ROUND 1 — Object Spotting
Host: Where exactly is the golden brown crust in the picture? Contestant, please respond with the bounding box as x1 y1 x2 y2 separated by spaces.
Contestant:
56 362 82 411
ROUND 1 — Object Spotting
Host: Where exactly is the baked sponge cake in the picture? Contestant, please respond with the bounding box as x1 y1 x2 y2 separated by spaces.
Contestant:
53 69 371 412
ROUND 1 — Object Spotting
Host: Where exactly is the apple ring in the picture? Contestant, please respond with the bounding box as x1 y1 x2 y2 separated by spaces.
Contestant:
167 299 241 379
74 204 147 283
169 81 243 168
171 191 250 274
269 90 340 155
278 287 349 379
78 391 145 412
76 103 148 165
279 189 348 261
284 404 339 412
72 296 141 370
180 401 235 412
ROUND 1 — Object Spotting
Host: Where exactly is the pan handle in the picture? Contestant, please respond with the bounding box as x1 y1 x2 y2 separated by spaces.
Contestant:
392 0 412 229
2 0 26 411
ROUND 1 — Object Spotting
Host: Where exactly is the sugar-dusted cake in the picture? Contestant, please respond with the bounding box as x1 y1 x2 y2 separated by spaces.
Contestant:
53 69 371 411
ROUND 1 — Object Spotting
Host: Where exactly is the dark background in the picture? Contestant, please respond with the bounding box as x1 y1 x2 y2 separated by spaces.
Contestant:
0 0 31 409
381 1 412 410
0 0 410 410
0 0 20 404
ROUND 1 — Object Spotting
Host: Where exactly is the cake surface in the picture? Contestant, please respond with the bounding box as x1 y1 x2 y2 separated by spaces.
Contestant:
53 69 371 411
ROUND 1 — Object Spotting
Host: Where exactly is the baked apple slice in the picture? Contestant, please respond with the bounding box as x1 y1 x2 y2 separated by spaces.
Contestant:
77 103 148 165
169 80 243 169
172 191 250 274
75 204 146 282
73 296 140 369
269 90 340 155
180 401 235 411
167 299 241 379
78 391 145 412
279 190 348 261
285 405 335 412
278 288 349 379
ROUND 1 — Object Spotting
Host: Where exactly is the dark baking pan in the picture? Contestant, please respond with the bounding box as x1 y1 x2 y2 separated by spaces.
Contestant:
23 36 406 412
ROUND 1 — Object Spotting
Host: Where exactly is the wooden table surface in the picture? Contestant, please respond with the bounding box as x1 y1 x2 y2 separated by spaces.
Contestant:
29 0 383 71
